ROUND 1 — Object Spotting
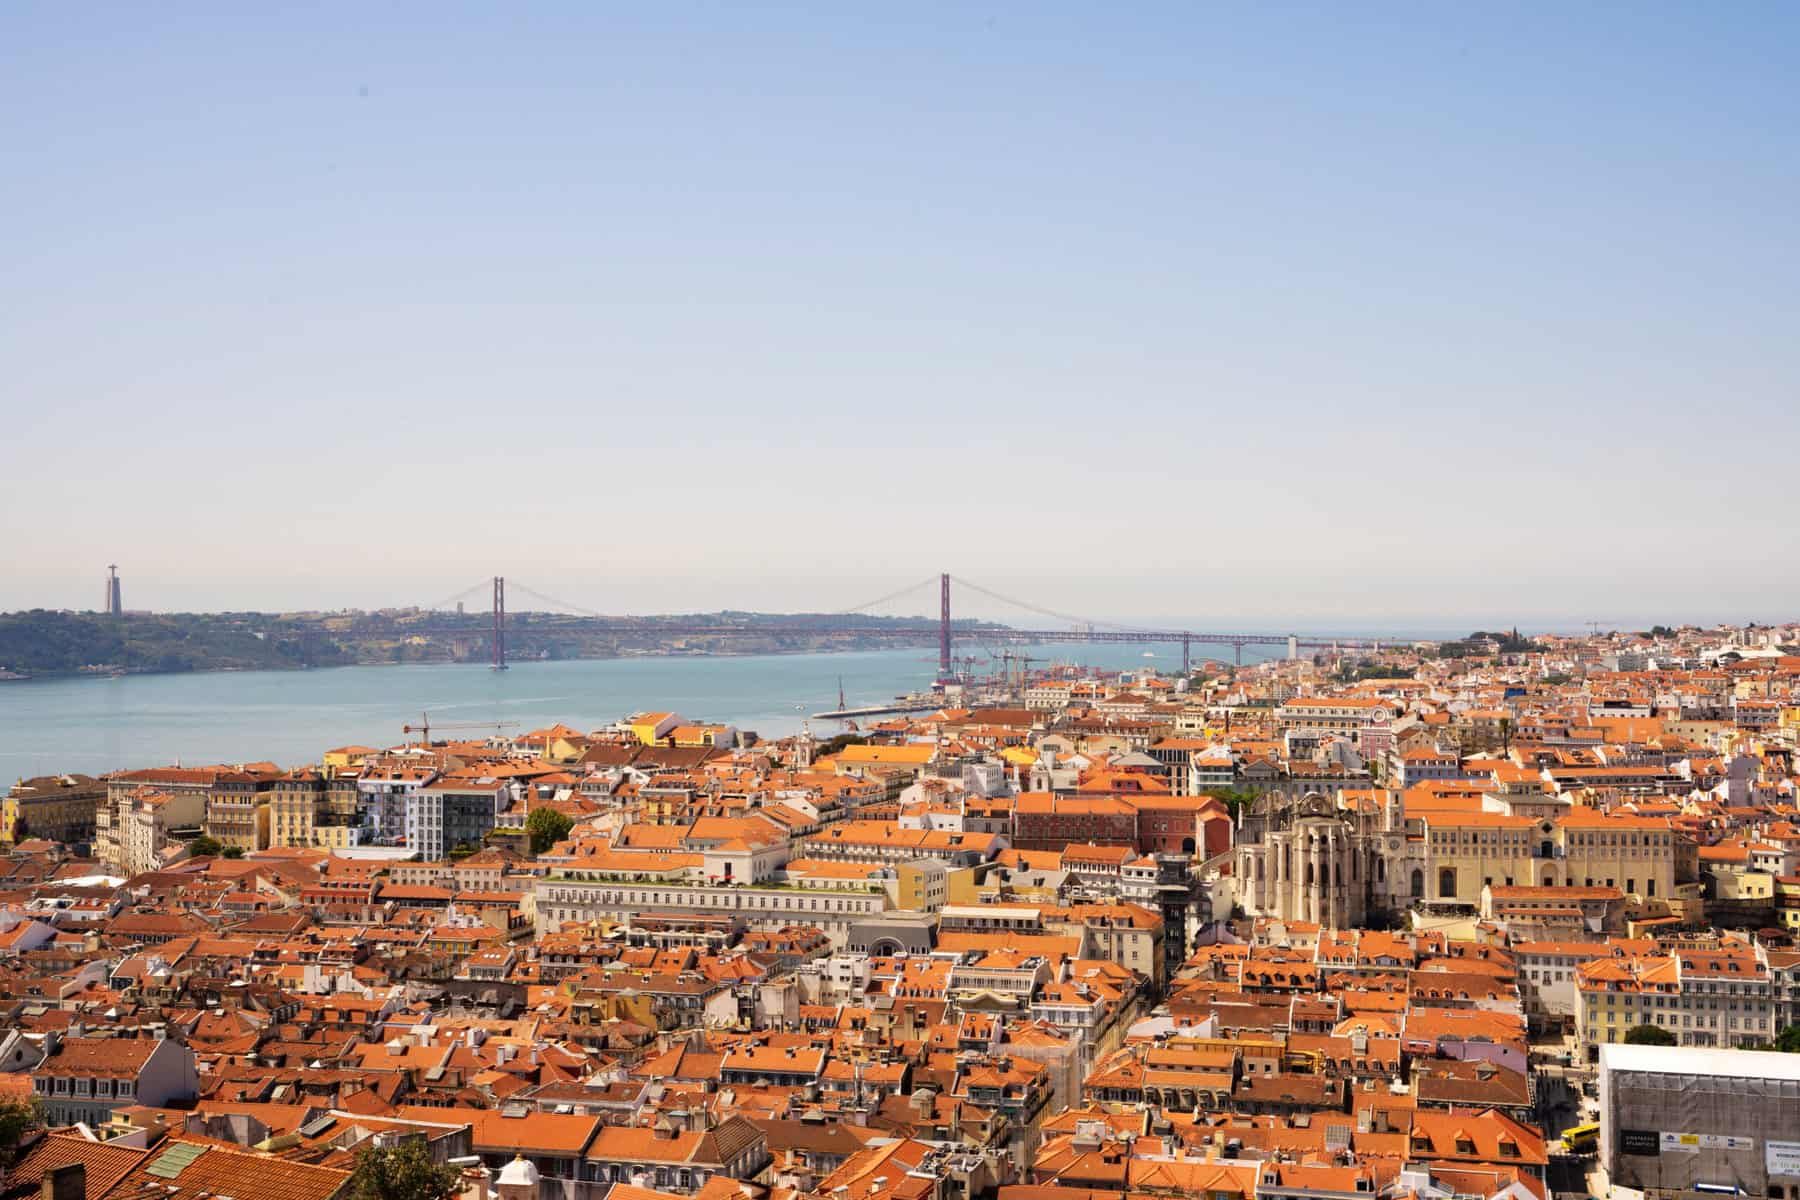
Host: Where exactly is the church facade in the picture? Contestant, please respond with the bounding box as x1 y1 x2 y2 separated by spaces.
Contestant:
1231 790 1423 926
1231 790 1682 927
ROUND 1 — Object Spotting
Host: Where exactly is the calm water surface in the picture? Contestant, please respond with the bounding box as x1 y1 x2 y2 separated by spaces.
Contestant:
0 643 1265 777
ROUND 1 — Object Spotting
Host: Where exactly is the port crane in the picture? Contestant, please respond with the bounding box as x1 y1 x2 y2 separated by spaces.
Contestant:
403 713 519 747
996 650 1043 690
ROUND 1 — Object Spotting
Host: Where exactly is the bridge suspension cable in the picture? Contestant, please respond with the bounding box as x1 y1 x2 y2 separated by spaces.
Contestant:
421 579 497 613
493 576 945 621
504 581 609 618
834 575 940 616
948 575 1155 636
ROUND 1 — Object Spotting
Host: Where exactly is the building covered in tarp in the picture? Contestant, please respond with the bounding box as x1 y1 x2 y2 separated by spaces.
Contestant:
1600 1043 1800 1198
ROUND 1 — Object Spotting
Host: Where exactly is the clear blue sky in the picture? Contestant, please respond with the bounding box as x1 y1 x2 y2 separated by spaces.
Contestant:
3 3 1796 631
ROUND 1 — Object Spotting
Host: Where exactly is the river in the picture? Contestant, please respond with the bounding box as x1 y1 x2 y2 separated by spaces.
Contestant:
0 643 1274 778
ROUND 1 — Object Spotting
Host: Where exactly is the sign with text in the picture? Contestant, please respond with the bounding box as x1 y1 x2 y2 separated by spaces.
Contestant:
1620 1129 1660 1156
1660 1132 1755 1154
1768 1141 1800 1178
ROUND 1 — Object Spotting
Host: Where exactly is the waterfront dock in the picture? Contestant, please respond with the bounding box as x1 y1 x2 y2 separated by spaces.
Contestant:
811 702 942 720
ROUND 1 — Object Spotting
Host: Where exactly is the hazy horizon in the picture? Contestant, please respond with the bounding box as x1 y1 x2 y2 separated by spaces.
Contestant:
3 591 1774 641
5 4 1797 623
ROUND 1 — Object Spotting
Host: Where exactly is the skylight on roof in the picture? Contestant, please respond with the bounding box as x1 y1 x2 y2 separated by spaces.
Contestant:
145 1142 206 1179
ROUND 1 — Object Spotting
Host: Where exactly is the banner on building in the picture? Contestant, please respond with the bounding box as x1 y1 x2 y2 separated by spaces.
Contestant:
1768 1141 1800 1178
1660 1132 1755 1154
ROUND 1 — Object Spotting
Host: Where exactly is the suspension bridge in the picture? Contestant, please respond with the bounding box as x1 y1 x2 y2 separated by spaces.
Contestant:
409 574 1411 678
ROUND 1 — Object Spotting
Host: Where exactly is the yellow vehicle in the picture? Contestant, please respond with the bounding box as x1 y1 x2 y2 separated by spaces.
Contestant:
1562 1122 1599 1153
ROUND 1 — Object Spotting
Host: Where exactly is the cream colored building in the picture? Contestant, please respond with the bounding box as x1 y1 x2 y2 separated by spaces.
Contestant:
1274 698 1391 738
1576 944 1773 1053
3 773 104 845
534 873 890 946
203 775 271 854
270 771 365 849
98 768 219 871
1234 793 1684 925
1042 903 1165 991
121 788 206 874
1418 808 1678 905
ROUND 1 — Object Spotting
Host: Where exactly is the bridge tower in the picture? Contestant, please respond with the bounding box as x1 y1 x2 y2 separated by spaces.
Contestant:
492 576 508 671
938 573 952 683
1181 633 1192 677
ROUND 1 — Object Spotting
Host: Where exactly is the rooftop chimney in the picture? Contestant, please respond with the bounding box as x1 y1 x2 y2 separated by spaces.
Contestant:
43 1163 85 1200
911 1087 935 1120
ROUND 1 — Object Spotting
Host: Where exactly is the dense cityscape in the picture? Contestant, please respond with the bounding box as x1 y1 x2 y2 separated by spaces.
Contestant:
3 623 1800 1200
9 2 1797 1199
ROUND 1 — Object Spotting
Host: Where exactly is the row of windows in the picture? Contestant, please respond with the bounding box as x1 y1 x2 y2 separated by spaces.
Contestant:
544 888 877 913
1597 991 1768 1008
1597 1011 1767 1031
35 1076 133 1098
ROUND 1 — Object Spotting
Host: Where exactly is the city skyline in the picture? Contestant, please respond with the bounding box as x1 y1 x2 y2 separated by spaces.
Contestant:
4 4 1798 621
10 560 1793 637
7 6 1800 1187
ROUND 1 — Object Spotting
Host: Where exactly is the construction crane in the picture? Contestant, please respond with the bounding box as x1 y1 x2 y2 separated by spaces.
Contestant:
998 651 1042 690
402 713 520 747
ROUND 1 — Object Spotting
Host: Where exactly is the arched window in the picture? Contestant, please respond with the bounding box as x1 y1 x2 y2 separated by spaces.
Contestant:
1439 867 1458 898
1410 868 1424 898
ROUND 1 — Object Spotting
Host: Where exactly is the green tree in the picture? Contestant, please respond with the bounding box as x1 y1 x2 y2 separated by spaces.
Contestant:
813 733 867 758
526 807 574 855
1624 1024 1677 1046
221 845 244 859
0 1096 44 1167
347 1139 461 1200
187 835 224 858
1204 787 1259 815
1774 1024 1800 1053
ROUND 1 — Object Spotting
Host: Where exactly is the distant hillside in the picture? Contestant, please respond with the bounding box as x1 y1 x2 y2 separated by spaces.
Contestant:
0 608 996 677
0 610 354 675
